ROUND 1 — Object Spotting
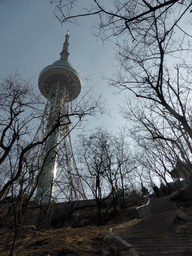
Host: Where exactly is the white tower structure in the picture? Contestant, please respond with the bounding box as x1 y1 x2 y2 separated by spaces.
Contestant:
36 32 86 202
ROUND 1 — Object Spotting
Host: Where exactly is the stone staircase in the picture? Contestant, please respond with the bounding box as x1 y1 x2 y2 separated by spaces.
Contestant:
119 197 192 255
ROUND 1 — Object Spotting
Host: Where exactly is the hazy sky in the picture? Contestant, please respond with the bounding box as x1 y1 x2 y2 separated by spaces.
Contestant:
0 0 127 140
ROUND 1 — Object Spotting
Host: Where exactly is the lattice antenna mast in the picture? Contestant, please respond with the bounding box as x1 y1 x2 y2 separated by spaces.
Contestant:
36 31 86 202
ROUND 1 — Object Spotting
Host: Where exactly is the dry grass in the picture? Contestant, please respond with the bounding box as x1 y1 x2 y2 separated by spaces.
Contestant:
0 221 138 255
0 202 140 255
0 226 108 255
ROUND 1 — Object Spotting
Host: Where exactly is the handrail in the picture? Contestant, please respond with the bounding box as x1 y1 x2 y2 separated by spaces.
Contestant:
136 195 150 210
136 195 151 219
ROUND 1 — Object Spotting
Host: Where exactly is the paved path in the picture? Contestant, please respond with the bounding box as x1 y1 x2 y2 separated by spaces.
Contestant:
119 197 192 255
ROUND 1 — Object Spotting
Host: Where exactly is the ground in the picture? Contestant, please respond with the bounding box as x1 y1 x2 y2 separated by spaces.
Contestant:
0 202 139 256
1 196 192 256
0 225 126 255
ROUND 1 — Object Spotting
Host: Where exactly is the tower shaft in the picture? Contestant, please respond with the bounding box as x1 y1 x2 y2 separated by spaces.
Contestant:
36 79 67 201
63 125 87 200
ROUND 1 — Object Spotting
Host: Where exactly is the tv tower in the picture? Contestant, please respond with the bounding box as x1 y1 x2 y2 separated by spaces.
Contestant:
36 31 86 202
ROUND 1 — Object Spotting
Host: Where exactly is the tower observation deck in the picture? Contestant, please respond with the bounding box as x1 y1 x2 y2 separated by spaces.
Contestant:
36 31 86 202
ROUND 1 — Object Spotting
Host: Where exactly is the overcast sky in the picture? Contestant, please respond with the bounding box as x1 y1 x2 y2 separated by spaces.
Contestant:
0 0 128 141
3 0 188 193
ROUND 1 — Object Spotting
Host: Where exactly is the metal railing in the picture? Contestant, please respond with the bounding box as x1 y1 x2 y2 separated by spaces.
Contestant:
136 195 151 219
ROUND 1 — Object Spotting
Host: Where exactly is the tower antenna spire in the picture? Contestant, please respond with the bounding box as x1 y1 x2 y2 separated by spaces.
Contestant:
60 30 69 60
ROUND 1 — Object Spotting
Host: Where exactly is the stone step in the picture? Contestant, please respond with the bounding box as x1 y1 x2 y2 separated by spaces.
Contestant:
136 250 192 254
120 223 176 232
120 232 191 242
121 238 189 243
129 245 192 251
133 246 192 253
118 196 192 255
136 249 192 254
127 240 192 246
120 236 191 242
139 251 192 256
150 200 178 214
126 227 176 232
123 224 176 230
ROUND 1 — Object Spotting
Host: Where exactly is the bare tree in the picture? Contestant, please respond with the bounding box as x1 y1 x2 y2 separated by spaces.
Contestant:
0 72 102 255
50 0 192 54
124 86 192 187
0 73 42 198
77 128 135 224
51 1 192 182
0 72 101 198
51 1 189 38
